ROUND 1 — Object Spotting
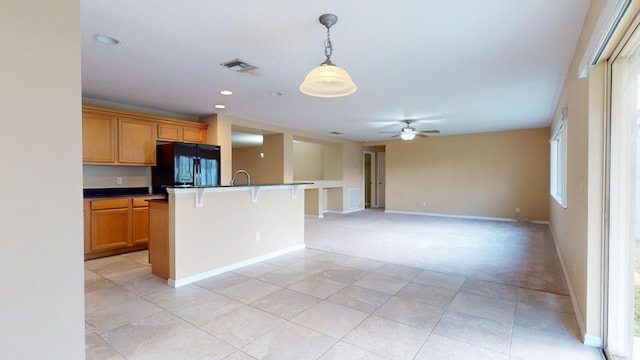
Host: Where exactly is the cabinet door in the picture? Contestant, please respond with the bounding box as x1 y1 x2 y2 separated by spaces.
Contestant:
132 206 150 245
183 125 207 143
149 201 169 279
118 118 156 165
157 123 182 141
82 111 116 163
83 199 91 254
90 208 130 251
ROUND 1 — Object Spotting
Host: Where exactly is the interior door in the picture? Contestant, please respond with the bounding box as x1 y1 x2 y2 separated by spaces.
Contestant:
377 152 386 208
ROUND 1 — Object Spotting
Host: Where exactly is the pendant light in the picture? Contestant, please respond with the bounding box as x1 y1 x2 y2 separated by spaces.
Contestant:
300 13 357 98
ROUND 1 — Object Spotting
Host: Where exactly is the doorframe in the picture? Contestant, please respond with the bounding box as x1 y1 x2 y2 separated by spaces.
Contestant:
377 152 385 209
603 12 640 357
363 151 376 208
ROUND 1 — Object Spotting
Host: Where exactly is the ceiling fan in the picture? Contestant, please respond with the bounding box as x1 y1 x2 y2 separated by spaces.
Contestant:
378 120 440 140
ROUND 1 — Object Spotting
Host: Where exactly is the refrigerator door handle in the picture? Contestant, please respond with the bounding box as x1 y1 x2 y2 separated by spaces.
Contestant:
193 158 200 186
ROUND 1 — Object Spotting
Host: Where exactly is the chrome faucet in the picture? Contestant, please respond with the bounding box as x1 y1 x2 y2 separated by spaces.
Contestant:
230 170 251 186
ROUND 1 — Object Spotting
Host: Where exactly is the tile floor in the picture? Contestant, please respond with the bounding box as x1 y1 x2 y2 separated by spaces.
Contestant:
85 212 604 359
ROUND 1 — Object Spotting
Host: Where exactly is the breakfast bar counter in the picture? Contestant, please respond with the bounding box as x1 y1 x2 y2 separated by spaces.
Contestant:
149 183 308 287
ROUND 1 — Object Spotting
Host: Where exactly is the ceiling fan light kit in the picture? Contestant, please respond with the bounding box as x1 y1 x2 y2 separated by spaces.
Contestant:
400 128 417 140
300 13 357 98
378 119 441 140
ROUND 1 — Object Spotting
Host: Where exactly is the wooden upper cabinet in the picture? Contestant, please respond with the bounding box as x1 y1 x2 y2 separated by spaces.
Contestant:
82 111 117 164
183 125 207 143
157 123 182 141
118 117 156 165
157 122 207 143
82 105 209 165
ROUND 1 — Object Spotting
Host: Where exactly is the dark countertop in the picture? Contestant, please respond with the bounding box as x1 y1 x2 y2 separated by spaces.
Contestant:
84 184 313 198
164 182 313 189
148 198 169 204
83 187 163 198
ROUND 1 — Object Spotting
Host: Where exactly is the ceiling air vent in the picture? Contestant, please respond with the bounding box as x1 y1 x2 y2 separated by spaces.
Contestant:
221 59 258 73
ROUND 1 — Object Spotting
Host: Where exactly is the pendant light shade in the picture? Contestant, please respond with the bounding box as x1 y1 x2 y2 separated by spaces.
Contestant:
300 63 357 97
300 14 356 98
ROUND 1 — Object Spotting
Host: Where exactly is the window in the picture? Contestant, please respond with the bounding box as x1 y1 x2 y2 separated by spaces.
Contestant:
550 114 567 207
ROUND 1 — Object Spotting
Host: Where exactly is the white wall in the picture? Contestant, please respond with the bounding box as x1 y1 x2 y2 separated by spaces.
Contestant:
83 165 151 189
169 187 305 284
0 1 85 358
361 128 550 220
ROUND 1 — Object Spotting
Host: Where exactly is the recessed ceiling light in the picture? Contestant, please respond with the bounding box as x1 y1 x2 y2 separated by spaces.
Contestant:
220 90 233 96
93 34 120 45
269 91 282 97
214 104 226 109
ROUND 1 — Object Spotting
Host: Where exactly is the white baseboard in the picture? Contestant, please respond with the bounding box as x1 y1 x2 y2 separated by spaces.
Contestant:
384 210 550 224
323 207 364 215
584 334 603 348
548 224 602 348
168 244 305 288
343 207 364 214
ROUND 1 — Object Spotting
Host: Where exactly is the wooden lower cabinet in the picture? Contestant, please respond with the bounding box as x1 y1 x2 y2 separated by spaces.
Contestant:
132 197 155 245
91 208 130 251
84 195 163 260
149 201 169 279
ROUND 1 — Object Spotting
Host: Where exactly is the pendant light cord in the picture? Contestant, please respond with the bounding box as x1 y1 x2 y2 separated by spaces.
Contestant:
324 27 333 62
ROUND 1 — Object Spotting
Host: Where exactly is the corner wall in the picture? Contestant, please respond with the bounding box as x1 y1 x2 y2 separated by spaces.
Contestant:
1 0 85 357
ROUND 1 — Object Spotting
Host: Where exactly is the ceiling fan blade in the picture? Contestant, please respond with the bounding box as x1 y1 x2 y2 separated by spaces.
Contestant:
417 133 430 138
378 131 401 134
417 130 440 134
412 118 446 124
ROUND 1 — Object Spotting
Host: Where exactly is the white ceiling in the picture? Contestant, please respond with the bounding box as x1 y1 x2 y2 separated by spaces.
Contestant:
81 0 590 142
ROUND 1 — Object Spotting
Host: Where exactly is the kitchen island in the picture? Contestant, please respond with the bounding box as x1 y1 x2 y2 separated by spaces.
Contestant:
149 183 308 287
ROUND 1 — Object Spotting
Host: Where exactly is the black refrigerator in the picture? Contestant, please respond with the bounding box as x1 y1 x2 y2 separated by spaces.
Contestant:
152 142 221 194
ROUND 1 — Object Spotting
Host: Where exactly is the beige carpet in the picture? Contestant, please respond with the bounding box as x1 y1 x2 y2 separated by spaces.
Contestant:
305 209 568 295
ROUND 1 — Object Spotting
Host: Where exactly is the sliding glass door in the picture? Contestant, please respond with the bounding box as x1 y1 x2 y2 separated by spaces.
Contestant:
606 20 640 359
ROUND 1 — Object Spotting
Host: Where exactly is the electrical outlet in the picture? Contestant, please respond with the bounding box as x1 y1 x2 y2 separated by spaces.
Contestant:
422 201 426 207
255 232 261 242
116 176 123 185
515 208 520 214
